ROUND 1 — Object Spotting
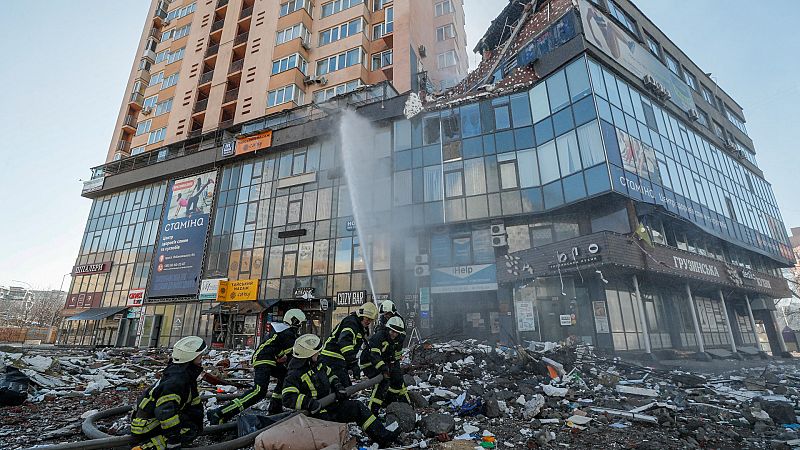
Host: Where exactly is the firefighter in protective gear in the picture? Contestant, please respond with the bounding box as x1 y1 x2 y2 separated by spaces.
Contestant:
282 334 400 448
130 336 208 450
206 309 306 424
319 302 378 387
376 300 405 368
361 316 410 413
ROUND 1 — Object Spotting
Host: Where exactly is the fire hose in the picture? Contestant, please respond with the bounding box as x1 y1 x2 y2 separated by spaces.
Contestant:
25 374 385 450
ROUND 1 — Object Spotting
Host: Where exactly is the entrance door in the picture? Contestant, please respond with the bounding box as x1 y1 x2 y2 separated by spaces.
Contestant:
140 315 163 348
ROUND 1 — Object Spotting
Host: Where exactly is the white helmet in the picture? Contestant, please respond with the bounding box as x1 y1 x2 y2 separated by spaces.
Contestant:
172 336 208 364
357 302 379 320
283 309 307 327
386 316 405 334
293 334 323 359
379 300 396 314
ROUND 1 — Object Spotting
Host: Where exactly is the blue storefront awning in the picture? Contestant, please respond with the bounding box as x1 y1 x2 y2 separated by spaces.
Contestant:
65 306 128 321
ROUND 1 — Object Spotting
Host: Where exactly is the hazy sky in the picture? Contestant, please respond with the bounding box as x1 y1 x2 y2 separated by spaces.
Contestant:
0 0 798 290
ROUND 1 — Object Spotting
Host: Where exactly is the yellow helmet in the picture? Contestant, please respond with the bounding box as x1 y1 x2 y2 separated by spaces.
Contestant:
293 334 323 359
357 302 379 320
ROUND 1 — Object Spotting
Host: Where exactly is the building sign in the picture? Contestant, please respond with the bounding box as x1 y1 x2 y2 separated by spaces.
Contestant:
236 130 273 155
515 299 536 332
336 290 366 307
82 177 105 194
150 171 217 298
218 279 259 302
559 315 573 326
549 244 602 269
431 264 498 294
72 261 112 276
741 269 773 289
579 0 695 111
293 287 315 299
672 255 721 278
199 278 226 300
516 10 578 68
345 220 357 232
127 289 145 307
592 301 610 334
222 140 236 157
65 292 102 309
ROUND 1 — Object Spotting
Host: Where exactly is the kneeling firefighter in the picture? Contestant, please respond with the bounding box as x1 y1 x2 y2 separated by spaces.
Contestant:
130 336 208 450
361 316 411 414
207 309 306 424
319 302 379 387
282 334 400 448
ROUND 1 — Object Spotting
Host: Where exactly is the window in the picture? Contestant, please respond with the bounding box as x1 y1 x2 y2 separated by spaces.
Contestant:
143 95 158 110
131 145 146 156
155 50 169 64
167 47 185 64
319 18 363 45
135 119 152 136
172 24 191 40
162 72 179 89
320 0 363 18
444 171 463 197
683 69 697 91
701 85 715 107
272 53 308 75
725 106 748 135
166 3 196 21
645 33 660 57
277 23 308 45
312 79 361 103
371 50 392 70
607 1 638 36
280 0 309 17
665 52 680 76
712 120 725 139
434 0 453 16
161 29 173 42
437 50 457 69
372 8 392 38
148 127 166 144
155 98 173 116
316 48 364 75
148 71 164 87
372 23 386 40
696 109 709 127
437 24 456 41
373 0 390 11
268 84 304 107
499 159 518 189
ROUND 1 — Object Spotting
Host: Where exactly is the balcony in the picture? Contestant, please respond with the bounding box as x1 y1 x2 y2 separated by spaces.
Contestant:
211 19 225 32
129 92 144 107
199 70 214 85
116 140 131 153
205 43 219 58
216 0 229 9
219 118 235 129
193 98 209 113
229 59 244 74
153 7 167 25
148 27 160 40
233 32 249 46
142 48 156 62
239 6 253 20
122 114 137 131
223 88 239 103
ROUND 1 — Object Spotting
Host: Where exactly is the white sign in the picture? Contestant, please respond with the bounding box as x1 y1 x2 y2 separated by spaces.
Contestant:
82 177 105 194
127 289 145 306
559 315 573 326
200 278 227 300
592 301 610 334
515 299 536 332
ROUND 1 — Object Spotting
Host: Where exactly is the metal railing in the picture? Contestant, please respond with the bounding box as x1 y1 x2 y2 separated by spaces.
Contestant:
205 43 219 58
199 70 214 84
223 88 239 103
234 31 249 46
193 98 209 113
239 6 253 19
229 59 244 74
123 114 137 128
149 27 160 40
211 19 225 32
116 140 131 153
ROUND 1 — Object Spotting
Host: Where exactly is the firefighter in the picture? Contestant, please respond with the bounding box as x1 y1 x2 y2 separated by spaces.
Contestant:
130 336 208 450
319 302 379 387
282 334 400 448
361 316 411 414
377 300 406 382
206 309 306 424
377 300 398 330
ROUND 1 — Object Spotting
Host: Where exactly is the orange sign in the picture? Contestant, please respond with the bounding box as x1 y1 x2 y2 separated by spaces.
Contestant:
217 279 259 302
236 130 273 155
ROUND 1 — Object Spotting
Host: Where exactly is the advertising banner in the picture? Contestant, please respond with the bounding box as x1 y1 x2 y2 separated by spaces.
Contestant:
431 264 498 294
235 130 273 155
150 171 217 298
579 0 695 112
199 278 226 300
127 289 145 306
218 279 259 302
82 177 105 194
515 299 536 332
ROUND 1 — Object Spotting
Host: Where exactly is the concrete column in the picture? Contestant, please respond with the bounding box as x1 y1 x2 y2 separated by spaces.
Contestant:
685 283 705 353
770 309 789 354
632 275 651 354
744 295 760 346
717 290 737 353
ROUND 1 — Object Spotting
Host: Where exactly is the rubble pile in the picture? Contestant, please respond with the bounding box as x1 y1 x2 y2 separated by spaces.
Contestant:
390 340 800 449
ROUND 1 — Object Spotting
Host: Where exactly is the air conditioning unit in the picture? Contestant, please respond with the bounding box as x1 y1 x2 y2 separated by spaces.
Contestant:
162 19 171 26
687 109 700 121
415 254 429 264
414 264 430 277
491 235 508 247
490 224 506 236
418 45 427 58
304 76 327 86
141 107 153 116
643 75 656 87
724 139 736 150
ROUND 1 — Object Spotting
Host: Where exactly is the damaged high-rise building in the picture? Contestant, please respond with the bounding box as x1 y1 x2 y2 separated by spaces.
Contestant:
63 0 794 359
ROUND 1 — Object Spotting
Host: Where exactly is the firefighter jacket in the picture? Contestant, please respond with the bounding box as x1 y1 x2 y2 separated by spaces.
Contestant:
359 327 396 373
281 358 341 412
321 313 366 368
253 324 298 368
376 313 405 362
130 362 204 443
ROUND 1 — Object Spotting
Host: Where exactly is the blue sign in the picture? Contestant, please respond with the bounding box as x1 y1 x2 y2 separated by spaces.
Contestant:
431 264 498 294
517 11 578 68
222 141 236 157
150 171 217 298
346 220 356 232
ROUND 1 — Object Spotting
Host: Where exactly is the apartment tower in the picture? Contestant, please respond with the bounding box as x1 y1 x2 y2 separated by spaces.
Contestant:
108 0 469 162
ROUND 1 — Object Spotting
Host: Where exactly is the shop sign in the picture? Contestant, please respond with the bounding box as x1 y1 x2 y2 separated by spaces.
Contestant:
431 264 498 294
221 140 236 157
150 171 217 297
65 292 102 309
559 314 573 326
549 244 601 269
236 130 273 155
346 220 356 231
127 289 145 306
741 269 773 289
199 278 227 300
592 301 610 334
126 307 142 319
81 177 105 194
218 279 259 302
336 290 366 307
671 255 721 278
72 261 112 276
293 287 315 299
515 299 536 332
